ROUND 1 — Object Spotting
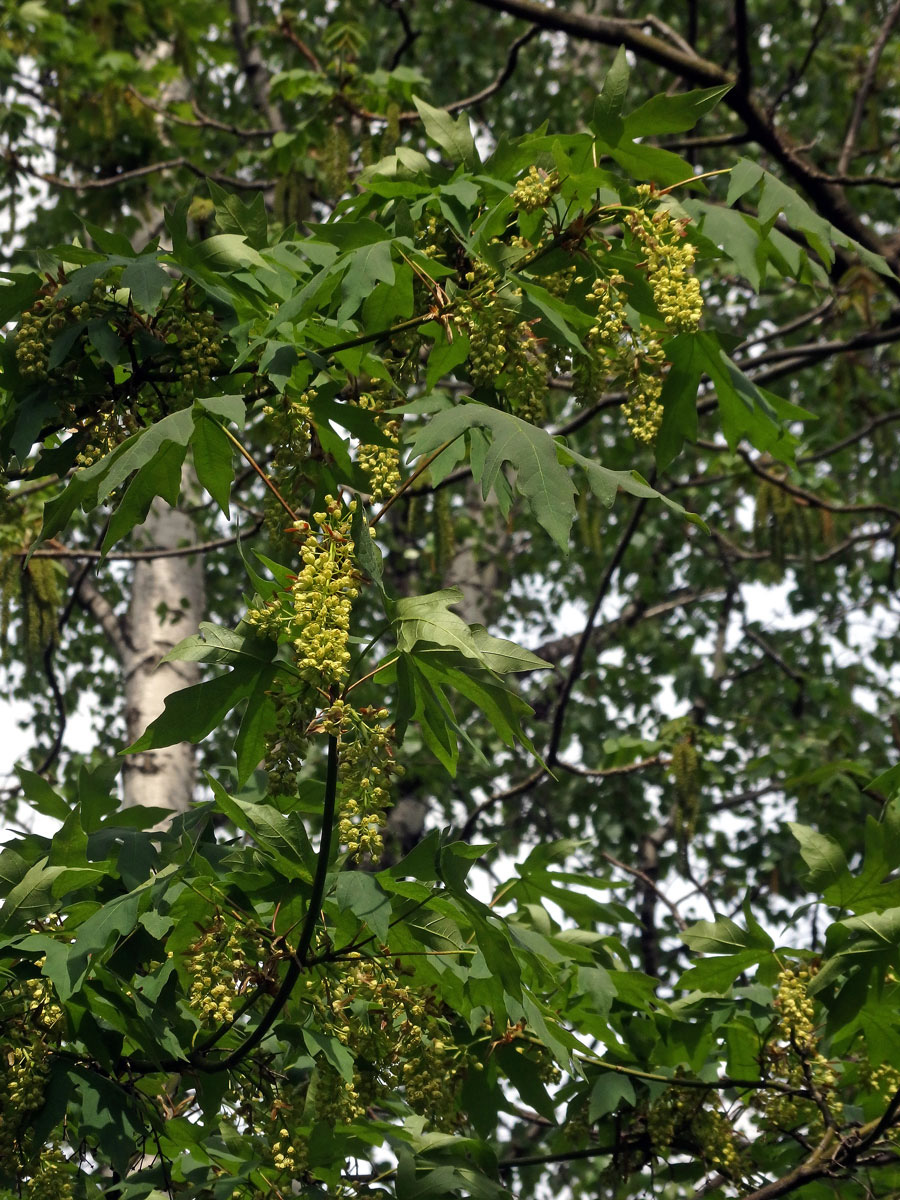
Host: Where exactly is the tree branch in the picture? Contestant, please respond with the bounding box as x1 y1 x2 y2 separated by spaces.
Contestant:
733 0 752 89
601 847 686 930
837 0 900 174
9 152 275 192
737 449 900 522
61 558 128 661
463 0 900 277
381 0 420 69
125 86 277 139
24 521 264 563
546 493 648 766
202 734 339 1074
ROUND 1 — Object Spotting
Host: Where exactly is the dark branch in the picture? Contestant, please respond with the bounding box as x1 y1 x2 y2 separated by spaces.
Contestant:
462 0 900 278
546 492 648 766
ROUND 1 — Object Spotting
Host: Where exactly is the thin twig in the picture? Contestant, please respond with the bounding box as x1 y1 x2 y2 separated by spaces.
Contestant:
126 86 276 138
837 0 900 174
371 438 462 525
9 152 275 193
23 520 264 562
600 848 686 930
216 424 298 523
546 493 649 766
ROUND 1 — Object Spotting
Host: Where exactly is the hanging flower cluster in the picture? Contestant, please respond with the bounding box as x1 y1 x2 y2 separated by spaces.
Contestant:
753 963 841 1131
630 194 704 333
511 165 560 212
248 497 360 688
355 389 402 502
185 916 269 1024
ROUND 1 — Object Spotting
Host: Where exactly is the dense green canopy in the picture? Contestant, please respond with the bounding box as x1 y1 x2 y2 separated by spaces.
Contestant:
1 3 900 1198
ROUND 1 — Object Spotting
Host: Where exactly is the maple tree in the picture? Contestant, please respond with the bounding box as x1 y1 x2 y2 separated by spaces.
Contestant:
1 3 900 1199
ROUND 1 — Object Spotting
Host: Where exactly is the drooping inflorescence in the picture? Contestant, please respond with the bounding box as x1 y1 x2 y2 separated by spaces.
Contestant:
14 276 222 465
511 165 560 213
754 962 841 1131
248 496 360 689
355 389 402 502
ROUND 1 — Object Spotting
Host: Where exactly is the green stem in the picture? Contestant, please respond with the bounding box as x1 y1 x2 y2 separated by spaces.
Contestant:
318 311 434 358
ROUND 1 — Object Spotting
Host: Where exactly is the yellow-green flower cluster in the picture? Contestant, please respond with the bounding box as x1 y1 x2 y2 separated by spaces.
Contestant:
622 336 666 445
264 388 315 546
332 703 402 862
0 961 68 1181
511 165 560 213
306 957 469 1129
0 1044 49 1175
647 1087 742 1181
579 269 671 444
15 292 75 381
19 966 64 1034
18 1146 75 1200
455 291 549 418
755 962 841 1130
264 685 311 796
774 963 818 1052
586 273 627 349
506 322 548 422
630 200 703 332
456 292 507 384
865 1061 900 1098
186 916 263 1024
270 1097 310 1178
355 391 401 502
0 554 61 665
248 497 359 688
164 307 222 393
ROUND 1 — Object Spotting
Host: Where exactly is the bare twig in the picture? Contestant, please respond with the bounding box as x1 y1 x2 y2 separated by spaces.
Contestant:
800 409 900 463
600 848 687 930
126 87 277 138
546 493 649 766
536 588 725 666
60 559 128 660
24 521 264 563
734 297 835 354
743 624 805 686
34 642 67 779
766 0 829 118
458 768 546 841
348 25 541 124
278 14 323 72
9 152 275 193
444 26 541 114
737 448 900 522
837 0 900 174
556 754 664 780
381 0 421 69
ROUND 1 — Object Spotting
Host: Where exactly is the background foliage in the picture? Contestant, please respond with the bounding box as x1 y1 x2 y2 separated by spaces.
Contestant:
2 2 900 1198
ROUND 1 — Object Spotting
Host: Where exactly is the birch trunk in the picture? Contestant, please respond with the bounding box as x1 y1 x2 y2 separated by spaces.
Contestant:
121 489 205 812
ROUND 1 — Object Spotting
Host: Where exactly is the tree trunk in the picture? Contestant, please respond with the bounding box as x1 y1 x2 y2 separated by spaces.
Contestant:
121 484 204 812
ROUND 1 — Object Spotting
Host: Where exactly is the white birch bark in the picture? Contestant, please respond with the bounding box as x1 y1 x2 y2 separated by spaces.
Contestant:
121 487 205 812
